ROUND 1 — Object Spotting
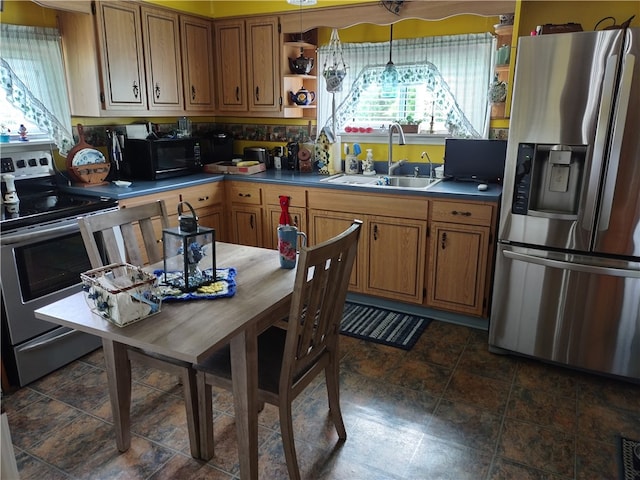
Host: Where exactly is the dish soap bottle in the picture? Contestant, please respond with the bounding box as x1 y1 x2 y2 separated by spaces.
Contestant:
362 149 376 175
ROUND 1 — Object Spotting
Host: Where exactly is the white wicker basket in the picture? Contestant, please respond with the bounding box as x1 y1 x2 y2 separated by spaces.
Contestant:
81 263 161 327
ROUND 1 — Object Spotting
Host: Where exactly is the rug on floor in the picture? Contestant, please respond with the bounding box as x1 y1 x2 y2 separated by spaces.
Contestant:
618 436 640 480
340 302 431 350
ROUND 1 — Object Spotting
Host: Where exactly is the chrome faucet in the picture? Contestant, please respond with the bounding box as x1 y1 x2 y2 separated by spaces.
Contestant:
421 151 434 180
387 122 406 175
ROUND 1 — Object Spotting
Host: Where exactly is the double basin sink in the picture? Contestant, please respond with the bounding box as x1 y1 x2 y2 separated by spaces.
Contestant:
320 173 442 191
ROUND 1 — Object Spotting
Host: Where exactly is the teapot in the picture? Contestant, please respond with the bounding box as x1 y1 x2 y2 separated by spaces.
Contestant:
289 87 316 106
288 50 314 75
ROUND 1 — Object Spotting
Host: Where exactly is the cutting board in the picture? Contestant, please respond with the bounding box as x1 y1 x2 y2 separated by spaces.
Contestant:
66 124 110 186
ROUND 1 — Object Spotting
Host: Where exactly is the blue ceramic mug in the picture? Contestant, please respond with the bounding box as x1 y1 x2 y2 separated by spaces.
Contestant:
277 225 307 269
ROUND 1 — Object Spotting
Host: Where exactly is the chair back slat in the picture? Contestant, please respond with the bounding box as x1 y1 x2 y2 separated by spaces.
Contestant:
78 200 170 268
282 220 362 391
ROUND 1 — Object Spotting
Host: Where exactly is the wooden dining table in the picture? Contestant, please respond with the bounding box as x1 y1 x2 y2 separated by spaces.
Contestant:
34 242 297 480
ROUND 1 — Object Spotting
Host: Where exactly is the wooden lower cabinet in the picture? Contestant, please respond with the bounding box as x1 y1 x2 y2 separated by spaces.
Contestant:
308 209 426 303
262 184 307 249
118 180 498 316
226 181 264 246
366 216 426 303
230 207 263 246
265 206 306 250
119 182 225 263
308 210 362 292
179 182 225 238
425 199 496 317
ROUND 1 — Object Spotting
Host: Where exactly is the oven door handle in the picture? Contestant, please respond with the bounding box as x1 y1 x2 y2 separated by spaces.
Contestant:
0 221 80 245
18 328 83 351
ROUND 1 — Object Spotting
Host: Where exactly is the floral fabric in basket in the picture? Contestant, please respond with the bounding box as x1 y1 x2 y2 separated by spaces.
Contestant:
154 268 237 301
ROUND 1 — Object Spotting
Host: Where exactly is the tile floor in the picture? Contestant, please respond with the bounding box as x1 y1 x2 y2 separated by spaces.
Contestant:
3 320 640 479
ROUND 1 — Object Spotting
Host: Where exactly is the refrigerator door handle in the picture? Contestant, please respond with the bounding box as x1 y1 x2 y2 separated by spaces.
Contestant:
503 249 640 278
583 54 619 229
597 52 635 232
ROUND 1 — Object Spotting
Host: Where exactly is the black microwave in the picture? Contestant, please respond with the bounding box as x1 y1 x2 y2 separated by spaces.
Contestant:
121 138 202 181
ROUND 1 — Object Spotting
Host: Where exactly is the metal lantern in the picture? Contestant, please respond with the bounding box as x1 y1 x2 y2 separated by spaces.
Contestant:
162 202 216 292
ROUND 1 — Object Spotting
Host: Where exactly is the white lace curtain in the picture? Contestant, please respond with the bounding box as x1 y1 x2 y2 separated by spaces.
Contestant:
317 32 495 138
0 24 74 155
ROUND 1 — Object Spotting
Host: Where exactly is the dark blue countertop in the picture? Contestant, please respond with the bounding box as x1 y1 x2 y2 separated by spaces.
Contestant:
61 170 502 202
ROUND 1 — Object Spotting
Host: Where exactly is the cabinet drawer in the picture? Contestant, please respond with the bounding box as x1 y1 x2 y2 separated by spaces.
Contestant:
180 183 224 208
431 200 493 226
263 184 306 207
227 182 262 205
307 188 428 220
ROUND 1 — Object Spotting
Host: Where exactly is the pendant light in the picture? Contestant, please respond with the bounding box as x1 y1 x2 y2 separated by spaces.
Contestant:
381 24 398 98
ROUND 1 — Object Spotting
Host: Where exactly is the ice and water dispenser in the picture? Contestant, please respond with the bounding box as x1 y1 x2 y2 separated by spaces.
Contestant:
512 143 587 218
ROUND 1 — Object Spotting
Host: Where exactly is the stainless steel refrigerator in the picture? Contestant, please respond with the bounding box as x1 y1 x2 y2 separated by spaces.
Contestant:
489 27 640 382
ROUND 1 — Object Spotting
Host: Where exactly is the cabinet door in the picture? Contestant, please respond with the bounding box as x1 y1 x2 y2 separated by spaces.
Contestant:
427 222 490 316
246 17 281 113
366 216 426 304
95 1 147 110
265 206 306 250
141 6 183 111
230 207 263 247
198 206 225 240
181 15 215 112
309 210 362 292
180 183 225 239
215 20 247 112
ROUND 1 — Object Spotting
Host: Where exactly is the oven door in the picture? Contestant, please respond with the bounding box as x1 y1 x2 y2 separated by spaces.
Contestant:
1 222 95 343
1 220 104 386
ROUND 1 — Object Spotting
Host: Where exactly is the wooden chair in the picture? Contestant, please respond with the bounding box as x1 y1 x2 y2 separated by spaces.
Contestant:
77 200 200 458
195 219 362 480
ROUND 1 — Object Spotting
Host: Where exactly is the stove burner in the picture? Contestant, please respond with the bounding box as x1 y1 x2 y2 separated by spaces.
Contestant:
1 193 118 232
1 143 118 233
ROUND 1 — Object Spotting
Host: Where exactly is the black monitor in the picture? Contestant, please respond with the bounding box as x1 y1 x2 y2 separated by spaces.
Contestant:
443 138 507 184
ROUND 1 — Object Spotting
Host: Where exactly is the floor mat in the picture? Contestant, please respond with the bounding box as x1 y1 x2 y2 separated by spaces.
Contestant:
340 302 431 350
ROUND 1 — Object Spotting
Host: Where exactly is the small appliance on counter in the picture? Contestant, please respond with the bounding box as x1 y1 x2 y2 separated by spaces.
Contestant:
195 130 234 165
286 142 299 170
120 137 202 181
244 147 273 169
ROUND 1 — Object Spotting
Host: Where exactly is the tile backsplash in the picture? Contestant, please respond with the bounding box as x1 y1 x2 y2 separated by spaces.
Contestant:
74 121 317 149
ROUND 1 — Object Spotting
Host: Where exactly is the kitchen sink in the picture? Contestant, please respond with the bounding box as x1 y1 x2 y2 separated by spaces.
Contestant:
320 174 442 191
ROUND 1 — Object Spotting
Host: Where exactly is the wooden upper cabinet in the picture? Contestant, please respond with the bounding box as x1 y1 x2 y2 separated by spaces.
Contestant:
141 6 183 111
214 16 280 115
214 19 247 112
181 15 215 112
246 17 281 113
59 1 215 116
95 1 147 111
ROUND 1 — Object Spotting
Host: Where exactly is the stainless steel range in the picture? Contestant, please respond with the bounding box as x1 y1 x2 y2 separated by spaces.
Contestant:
1 141 118 387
